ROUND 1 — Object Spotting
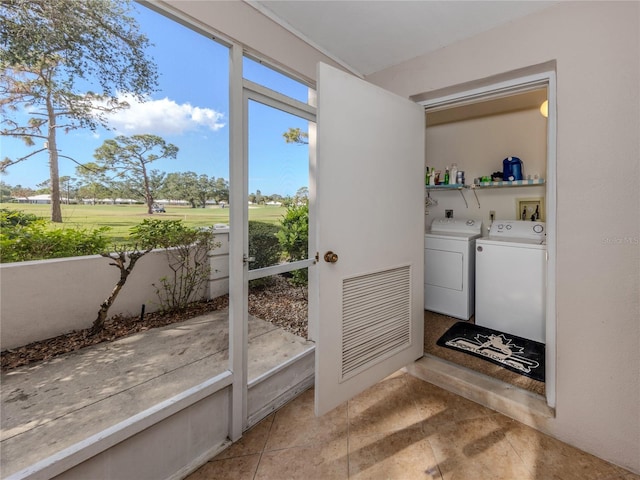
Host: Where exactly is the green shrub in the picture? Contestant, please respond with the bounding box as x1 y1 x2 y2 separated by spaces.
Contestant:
130 218 218 311
248 221 282 269
277 204 308 285
0 208 40 232
0 220 110 263
129 218 205 249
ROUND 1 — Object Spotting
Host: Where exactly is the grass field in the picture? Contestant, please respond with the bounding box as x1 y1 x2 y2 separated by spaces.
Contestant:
3 203 288 243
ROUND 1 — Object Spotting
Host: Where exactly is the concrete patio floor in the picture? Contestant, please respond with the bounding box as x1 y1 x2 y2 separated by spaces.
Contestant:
1 310 313 477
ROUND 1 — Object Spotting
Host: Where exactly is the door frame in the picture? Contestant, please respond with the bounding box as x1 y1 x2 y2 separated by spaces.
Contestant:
414 64 557 408
243 79 316 286
229 60 317 438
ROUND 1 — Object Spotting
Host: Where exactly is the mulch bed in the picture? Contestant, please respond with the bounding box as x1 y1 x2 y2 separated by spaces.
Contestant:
1 275 308 372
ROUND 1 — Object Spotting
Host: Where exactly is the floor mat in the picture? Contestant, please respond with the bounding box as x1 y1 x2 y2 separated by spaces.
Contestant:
436 322 545 382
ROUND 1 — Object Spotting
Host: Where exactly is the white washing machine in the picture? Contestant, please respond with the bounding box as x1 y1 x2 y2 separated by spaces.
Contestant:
425 217 483 320
475 220 547 343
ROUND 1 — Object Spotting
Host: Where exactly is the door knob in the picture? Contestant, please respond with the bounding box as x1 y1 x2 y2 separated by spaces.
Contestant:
324 251 339 263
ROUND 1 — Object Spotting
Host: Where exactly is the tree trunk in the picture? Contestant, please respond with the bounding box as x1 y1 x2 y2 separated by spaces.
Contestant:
91 250 148 335
92 277 126 335
141 163 154 214
47 97 63 223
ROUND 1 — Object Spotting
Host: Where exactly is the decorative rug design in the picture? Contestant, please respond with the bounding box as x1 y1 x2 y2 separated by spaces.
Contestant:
436 322 545 382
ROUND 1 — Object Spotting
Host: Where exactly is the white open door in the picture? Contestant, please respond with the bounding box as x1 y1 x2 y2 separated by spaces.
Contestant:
314 63 425 415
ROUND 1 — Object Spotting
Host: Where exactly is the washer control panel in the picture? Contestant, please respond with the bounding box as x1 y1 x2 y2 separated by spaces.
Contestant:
489 220 546 241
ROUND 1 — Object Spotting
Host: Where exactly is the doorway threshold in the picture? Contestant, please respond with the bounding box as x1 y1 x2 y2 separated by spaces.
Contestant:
405 354 554 424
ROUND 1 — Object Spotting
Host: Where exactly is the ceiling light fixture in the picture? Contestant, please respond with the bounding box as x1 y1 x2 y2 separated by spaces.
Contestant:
540 100 548 118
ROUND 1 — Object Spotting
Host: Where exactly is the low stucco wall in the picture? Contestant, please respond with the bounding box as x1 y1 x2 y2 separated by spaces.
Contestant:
0 231 229 351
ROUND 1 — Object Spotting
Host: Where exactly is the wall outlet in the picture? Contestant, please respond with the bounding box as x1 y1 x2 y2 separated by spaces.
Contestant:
445 209 453 218
490 210 495 223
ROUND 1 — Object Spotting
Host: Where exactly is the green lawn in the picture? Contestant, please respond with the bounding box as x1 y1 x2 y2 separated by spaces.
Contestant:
3 203 287 243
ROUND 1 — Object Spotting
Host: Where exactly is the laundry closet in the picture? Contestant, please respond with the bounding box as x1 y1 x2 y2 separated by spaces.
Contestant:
424 88 548 228
421 87 549 391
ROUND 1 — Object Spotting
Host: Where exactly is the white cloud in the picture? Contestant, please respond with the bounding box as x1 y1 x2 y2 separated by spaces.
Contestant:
101 93 225 135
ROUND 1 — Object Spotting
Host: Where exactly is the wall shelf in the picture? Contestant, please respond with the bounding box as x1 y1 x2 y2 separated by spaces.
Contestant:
470 179 545 189
424 184 465 190
426 179 545 209
425 184 469 208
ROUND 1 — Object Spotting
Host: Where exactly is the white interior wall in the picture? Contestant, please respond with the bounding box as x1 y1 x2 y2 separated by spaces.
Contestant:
368 1 640 473
427 108 547 180
425 107 547 226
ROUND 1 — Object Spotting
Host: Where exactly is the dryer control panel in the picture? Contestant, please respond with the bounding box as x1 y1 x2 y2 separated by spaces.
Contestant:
430 217 482 235
489 220 546 241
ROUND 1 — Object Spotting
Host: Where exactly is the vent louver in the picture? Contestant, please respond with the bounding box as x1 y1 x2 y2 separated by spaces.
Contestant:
341 265 411 380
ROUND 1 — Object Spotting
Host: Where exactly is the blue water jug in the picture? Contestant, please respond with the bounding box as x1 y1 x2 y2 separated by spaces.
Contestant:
503 156 523 181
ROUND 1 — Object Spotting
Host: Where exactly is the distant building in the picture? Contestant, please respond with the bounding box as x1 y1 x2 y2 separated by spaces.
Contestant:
15 194 53 204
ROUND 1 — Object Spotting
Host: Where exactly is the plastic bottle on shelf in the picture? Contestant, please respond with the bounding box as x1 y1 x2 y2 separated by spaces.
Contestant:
444 166 450 185
450 163 458 185
429 169 436 186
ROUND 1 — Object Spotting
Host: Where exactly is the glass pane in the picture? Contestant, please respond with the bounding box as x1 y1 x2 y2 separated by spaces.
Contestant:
243 57 310 104
247 100 311 270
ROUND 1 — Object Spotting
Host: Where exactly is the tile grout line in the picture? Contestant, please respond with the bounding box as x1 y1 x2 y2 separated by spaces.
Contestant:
405 373 446 480
346 398 351 479
252 413 275 480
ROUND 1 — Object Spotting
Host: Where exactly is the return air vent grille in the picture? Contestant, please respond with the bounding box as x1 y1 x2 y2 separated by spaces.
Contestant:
341 265 411 381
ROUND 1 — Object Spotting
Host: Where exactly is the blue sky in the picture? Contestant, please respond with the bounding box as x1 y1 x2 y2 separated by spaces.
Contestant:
1 3 310 197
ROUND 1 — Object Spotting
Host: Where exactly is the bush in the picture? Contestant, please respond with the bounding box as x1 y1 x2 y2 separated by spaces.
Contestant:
130 219 218 311
247 221 281 288
0 210 110 263
129 218 206 249
0 208 40 231
277 204 308 285
248 221 282 269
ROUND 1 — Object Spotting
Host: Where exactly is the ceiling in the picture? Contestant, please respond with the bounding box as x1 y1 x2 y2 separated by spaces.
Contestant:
250 1 557 77
426 88 548 126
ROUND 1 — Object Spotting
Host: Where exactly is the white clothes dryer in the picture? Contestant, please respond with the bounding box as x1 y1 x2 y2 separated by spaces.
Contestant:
475 220 547 343
425 217 483 320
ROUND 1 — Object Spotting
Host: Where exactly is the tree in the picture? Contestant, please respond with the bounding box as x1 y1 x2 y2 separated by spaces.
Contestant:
162 172 228 208
75 162 112 204
211 177 229 204
283 127 309 145
0 181 11 202
35 178 51 193
294 186 309 205
59 175 77 204
11 184 34 201
121 168 166 206
193 174 215 208
163 171 200 208
94 134 178 214
0 0 158 222
92 244 151 335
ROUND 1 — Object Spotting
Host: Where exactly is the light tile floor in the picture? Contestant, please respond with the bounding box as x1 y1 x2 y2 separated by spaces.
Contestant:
186 371 638 480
